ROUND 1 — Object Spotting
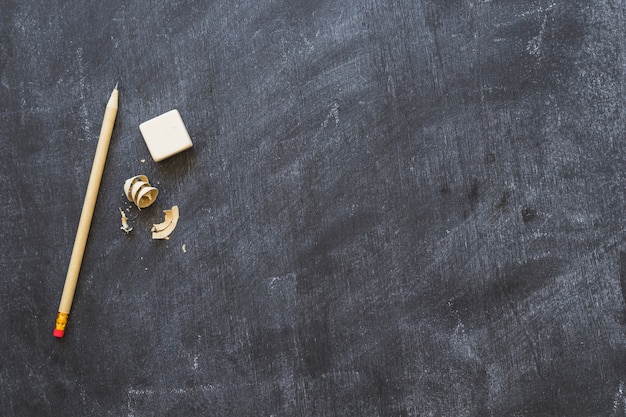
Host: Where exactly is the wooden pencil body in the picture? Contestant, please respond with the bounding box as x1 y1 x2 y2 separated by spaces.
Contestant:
58 88 118 314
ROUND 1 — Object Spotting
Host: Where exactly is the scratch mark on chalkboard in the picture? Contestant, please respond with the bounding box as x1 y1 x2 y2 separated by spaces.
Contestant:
128 388 155 396
127 388 154 417
527 15 548 58
18 81 26 128
170 384 217 394
321 101 340 129
269 272 296 288
76 47 91 137
619 252 626 302
613 381 626 417
80 387 87 406
451 319 476 360
127 384 218 414
519 3 557 18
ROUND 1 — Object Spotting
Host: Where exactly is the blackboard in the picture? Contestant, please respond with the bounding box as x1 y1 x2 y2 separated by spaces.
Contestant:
1 1 625 415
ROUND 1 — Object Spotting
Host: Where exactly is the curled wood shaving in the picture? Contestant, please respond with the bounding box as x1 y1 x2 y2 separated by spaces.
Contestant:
151 205 179 240
124 175 158 209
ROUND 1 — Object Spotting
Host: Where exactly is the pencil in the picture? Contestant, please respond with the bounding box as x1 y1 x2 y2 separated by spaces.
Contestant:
53 84 119 338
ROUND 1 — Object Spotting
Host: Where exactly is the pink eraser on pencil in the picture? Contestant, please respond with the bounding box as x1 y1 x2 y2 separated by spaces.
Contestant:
53 329 65 338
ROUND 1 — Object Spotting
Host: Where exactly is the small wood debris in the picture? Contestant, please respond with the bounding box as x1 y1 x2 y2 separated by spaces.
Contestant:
119 208 133 233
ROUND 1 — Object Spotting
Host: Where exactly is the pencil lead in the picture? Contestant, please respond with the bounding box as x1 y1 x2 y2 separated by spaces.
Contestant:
114 81 119 90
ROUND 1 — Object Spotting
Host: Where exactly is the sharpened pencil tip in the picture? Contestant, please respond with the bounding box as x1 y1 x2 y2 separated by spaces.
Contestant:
114 82 119 90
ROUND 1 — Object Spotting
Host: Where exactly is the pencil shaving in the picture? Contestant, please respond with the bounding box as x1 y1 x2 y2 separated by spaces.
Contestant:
119 208 133 233
124 175 147 199
124 175 158 209
151 205 179 240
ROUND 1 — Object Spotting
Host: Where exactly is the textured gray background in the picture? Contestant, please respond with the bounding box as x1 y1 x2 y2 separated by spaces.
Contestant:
1 0 625 416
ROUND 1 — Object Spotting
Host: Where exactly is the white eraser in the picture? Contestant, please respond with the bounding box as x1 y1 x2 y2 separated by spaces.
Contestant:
139 109 193 162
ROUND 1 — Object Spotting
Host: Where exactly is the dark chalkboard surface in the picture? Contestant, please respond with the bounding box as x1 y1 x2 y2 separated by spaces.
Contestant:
1 1 625 415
